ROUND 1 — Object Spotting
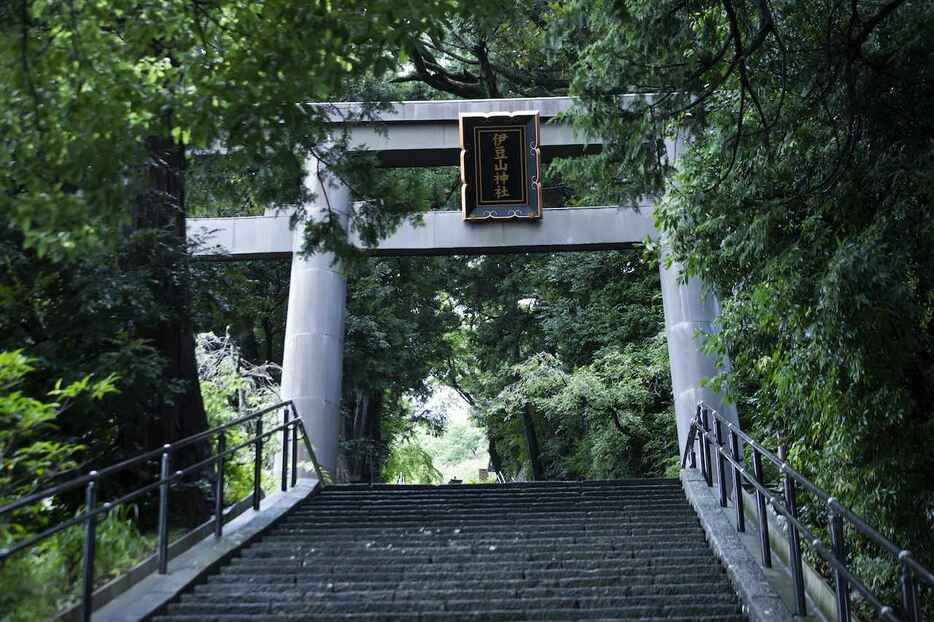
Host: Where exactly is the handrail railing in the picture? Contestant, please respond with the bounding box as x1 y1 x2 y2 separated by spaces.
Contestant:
681 402 934 622
0 400 323 622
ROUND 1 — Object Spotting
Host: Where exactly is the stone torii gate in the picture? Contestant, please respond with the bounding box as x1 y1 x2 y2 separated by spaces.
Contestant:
189 97 738 476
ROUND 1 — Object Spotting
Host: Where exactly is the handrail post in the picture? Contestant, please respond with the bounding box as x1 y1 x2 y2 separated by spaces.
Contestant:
694 406 705 476
714 417 728 507
899 552 920 622
80 473 98 622
290 407 299 487
253 417 263 511
214 431 226 539
297 419 327 484
829 504 850 621
752 448 772 567
701 407 713 487
779 444 807 615
729 427 745 532
157 446 171 574
281 407 289 492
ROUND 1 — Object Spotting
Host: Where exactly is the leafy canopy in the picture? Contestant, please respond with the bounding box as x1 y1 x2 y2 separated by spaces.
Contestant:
1 0 461 256
555 0 934 577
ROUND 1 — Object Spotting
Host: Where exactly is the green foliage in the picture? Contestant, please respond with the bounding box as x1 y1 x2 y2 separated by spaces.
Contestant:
0 0 467 258
0 225 172 469
555 0 934 607
486 335 674 480
0 505 154 621
427 421 485 467
0 351 116 510
0 351 138 622
196 333 281 500
338 256 462 480
440 249 675 481
382 440 442 485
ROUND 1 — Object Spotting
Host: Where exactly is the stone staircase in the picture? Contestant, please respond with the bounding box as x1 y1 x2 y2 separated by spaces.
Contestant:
153 479 747 621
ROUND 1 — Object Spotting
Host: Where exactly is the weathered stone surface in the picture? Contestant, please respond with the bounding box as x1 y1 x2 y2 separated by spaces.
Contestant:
681 469 796 622
94 480 318 622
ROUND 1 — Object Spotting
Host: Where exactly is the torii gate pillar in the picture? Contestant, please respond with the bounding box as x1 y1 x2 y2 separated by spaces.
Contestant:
281 157 351 475
658 133 739 456
659 258 739 456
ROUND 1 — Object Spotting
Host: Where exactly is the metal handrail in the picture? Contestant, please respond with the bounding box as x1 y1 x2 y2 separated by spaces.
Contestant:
682 402 933 622
0 400 323 622
0 401 289 517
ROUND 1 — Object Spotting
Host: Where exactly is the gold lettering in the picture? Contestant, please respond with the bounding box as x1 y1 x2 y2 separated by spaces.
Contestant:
489 132 512 200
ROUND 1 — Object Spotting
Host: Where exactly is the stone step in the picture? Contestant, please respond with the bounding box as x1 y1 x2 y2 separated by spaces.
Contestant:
156 614 745 622
290 500 694 511
286 506 693 518
165 597 743 616
205 562 725 583
185 580 734 602
240 537 707 557
152 480 746 622
296 494 689 503
259 529 708 544
289 502 692 515
320 479 681 492
230 547 716 565
277 512 699 527
203 563 727 586
263 523 702 539
303 490 688 500
180 591 739 606
274 516 701 529
308 491 690 502
304 493 689 506
221 556 722 578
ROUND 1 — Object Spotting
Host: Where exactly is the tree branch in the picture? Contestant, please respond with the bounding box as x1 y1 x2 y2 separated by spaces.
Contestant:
474 38 501 98
422 38 480 66
722 0 773 149
407 43 486 98
852 0 907 50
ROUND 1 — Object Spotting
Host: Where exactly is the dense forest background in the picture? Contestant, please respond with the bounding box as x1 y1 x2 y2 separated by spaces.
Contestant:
1 0 932 618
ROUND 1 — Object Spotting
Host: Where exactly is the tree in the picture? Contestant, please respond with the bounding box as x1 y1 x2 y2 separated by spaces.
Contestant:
442 249 673 481
0 351 117 507
391 2 574 99
1 0 464 253
1 0 471 514
0 226 167 475
339 256 461 481
555 0 934 590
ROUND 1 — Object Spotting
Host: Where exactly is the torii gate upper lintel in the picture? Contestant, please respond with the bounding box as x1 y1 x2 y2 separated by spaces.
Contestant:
188 97 738 477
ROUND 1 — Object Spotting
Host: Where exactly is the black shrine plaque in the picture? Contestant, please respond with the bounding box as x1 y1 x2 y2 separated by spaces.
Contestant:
460 111 542 221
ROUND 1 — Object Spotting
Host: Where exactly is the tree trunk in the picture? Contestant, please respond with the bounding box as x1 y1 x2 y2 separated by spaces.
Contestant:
128 134 211 523
342 390 385 483
262 318 275 364
363 392 383 483
488 433 503 476
236 325 260 364
522 402 545 481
